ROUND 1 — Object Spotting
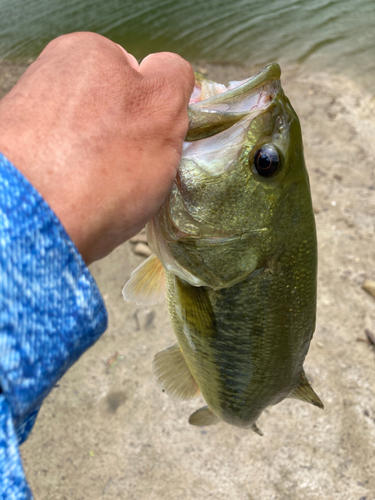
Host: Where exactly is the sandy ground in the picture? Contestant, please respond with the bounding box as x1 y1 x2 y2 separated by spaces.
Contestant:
1 59 375 499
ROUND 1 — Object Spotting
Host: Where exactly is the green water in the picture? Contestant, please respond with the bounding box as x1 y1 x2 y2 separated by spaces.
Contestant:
1 0 374 90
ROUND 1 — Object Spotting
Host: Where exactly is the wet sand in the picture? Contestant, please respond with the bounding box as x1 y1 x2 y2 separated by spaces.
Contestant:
2 59 375 499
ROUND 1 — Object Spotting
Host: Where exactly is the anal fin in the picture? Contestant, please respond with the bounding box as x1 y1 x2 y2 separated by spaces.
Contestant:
289 372 324 409
122 253 165 305
189 406 219 426
153 344 200 401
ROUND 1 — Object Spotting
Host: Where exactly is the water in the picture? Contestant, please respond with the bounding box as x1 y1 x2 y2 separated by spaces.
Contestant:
0 0 374 90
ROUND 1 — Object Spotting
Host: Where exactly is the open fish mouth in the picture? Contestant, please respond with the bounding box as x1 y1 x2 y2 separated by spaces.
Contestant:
155 63 287 246
187 63 282 141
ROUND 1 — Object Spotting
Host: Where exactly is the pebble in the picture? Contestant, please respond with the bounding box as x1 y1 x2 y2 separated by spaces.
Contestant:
130 233 148 244
362 280 375 298
133 242 152 257
134 309 156 330
365 329 375 346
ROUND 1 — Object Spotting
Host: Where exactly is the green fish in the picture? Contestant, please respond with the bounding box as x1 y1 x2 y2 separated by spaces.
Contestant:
123 63 323 434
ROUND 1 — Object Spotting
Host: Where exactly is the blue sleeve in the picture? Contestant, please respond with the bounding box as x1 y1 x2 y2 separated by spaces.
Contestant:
0 152 108 499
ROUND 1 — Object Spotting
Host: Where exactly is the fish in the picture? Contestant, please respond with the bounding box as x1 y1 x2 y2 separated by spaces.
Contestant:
123 63 323 434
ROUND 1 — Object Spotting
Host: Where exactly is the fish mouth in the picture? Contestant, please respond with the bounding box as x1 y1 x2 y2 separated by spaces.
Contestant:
187 63 282 141
190 62 281 107
167 63 285 240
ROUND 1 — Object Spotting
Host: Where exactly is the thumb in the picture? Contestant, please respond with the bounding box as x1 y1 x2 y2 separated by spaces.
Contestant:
139 52 195 106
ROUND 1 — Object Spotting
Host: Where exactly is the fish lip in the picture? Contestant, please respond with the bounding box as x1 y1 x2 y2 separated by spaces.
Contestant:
190 62 281 109
186 64 282 141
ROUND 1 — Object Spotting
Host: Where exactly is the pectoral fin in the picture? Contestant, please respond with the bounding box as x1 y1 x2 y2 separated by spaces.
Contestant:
189 406 219 426
174 276 215 337
153 344 200 401
122 254 165 305
289 372 324 409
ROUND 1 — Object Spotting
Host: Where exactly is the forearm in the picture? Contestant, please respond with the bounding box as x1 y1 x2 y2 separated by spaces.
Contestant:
0 153 107 497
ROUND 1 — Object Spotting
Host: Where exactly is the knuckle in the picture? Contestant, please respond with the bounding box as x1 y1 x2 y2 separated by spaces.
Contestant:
42 32 112 58
146 76 189 121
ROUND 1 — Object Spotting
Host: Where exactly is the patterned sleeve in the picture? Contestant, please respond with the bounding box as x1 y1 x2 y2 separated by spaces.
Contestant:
0 152 108 499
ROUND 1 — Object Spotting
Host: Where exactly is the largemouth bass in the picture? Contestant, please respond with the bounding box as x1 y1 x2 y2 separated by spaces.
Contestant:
123 63 323 434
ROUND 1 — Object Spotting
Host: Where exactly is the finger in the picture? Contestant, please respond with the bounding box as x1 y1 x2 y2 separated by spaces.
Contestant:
139 52 195 105
116 44 139 70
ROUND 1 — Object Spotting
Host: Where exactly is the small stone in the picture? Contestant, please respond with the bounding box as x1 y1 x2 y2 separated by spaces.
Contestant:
141 310 155 329
130 233 148 244
362 280 375 298
365 329 375 346
133 243 152 257
198 67 208 75
134 309 156 330
316 342 324 348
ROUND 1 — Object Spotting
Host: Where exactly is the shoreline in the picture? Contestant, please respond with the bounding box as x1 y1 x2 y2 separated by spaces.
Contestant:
1 57 375 99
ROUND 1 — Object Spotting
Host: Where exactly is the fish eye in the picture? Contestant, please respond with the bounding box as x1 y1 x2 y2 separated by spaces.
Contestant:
253 144 280 177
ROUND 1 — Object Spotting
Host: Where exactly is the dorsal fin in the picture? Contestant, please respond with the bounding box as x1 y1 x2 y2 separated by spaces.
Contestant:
289 372 324 409
189 406 219 426
122 254 165 305
153 344 200 401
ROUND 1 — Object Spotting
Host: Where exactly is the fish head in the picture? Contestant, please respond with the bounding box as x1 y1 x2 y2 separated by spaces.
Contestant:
147 63 314 289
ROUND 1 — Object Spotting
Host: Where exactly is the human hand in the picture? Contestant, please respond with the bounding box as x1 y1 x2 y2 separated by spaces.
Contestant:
0 32 194 264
